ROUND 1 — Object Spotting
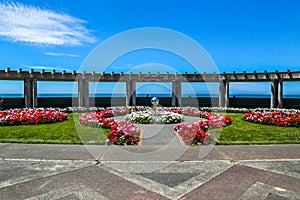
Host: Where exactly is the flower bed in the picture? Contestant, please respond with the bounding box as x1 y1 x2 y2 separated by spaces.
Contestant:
124 110 184 124
174 111 233 145
79 107 233 146
79 111 141 145
243 111 300 127
107 120 141 145
174 121 209 145
0 109 68 126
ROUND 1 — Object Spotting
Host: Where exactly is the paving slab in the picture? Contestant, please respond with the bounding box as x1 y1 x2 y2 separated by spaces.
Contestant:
0 143 299 199
100 161 234 199
134 116 200 146
0 159 95 188
0 165 168 200
181 165 300 200
237 182 300 200
179 144 300 161
239 160 300 178
0 143 105 161
2 143 299 161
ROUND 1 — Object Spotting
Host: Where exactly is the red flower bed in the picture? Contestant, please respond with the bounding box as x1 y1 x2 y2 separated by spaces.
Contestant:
79 111 117 128
79 112 141 145
243 111 300 127
174 111 233 145
80 108 233 146
0 109 68 126
174 121 209 145
108 120 141 145
167 108 233 128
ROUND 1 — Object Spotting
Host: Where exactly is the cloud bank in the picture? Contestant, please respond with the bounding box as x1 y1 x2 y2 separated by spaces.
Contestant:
44 52 79 57
0 2 97 46
21 65 69 71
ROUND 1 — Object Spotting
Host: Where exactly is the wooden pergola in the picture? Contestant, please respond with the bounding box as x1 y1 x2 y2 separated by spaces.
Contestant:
0 68 299 108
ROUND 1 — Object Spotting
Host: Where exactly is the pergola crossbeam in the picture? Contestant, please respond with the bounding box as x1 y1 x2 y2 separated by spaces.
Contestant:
0 69 299 108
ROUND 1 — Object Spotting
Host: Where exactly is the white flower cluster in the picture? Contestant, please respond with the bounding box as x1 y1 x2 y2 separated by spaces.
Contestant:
124 111 152 124
124 110 184 124
158 112 184 124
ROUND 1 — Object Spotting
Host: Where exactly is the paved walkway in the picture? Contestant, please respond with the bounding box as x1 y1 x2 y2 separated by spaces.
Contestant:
119 116 201 145
0 143 299 199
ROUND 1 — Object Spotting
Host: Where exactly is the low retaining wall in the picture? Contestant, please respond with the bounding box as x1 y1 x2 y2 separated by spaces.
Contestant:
2 97 300 109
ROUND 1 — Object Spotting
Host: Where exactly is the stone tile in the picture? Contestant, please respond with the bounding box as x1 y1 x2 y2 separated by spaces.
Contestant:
98 146 189 163
0 143 103 161
100 161 234 199
138 172 199 187
57 194 81 200
237 182 300 200
0 166 168 200
1 144 300 199
239 161 300 179
1 144 299 161
182 165 300 200
265 193 290 200
0 159 95 188
204 145 300 160
25 184 108 200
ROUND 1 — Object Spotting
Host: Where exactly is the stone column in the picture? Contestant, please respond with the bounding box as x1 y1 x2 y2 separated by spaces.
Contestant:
278 80 283 108
131 80 136 106
24 78 38 108
219 80 229 108
24 78 32 108
172 81 182 107
271 80 279 108
126 80 136 106
225 80 229 108
32 78 38 108
78 79 89 107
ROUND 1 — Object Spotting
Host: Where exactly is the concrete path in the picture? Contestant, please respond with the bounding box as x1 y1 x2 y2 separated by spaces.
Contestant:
0 143 299 199
119 116 201 146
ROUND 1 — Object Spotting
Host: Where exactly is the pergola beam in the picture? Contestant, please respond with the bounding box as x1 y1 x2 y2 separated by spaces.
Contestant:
1 69 298 108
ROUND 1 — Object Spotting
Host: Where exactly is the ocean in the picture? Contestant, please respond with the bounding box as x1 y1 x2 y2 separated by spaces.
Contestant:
0 93 300 98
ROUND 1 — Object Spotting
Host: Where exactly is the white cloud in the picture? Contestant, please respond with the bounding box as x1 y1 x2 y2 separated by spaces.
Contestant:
21 65 68 71
0 2 97 46
44 52 79 57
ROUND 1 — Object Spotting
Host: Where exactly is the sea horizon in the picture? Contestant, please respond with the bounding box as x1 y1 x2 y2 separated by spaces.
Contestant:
0 93 300 99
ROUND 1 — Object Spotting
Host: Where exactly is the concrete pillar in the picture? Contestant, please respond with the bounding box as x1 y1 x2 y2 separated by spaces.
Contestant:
32 79 38 108
78 79 89 107
219 81 224 107
172 81 182 107
225 81 229 108
131 80 136 106
219 80 229 108
24 78 38 108
24 78 32 108
278 80 283 108
271 80 279 108
126 80 136 106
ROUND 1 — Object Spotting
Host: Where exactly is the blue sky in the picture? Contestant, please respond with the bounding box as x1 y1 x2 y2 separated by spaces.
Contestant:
0 0 300 96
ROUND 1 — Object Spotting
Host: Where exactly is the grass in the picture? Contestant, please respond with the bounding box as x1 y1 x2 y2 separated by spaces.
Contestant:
0 112 299 145
216 113 300 145
0 113 109 144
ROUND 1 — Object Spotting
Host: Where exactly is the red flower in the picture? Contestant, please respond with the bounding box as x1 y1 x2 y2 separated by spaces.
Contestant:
0 109 68 126
79 111 141 145
243 111 300 127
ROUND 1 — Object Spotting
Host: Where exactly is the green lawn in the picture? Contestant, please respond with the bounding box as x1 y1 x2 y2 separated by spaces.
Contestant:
217 113 300 144
0 113 109 144
0 113 299 145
